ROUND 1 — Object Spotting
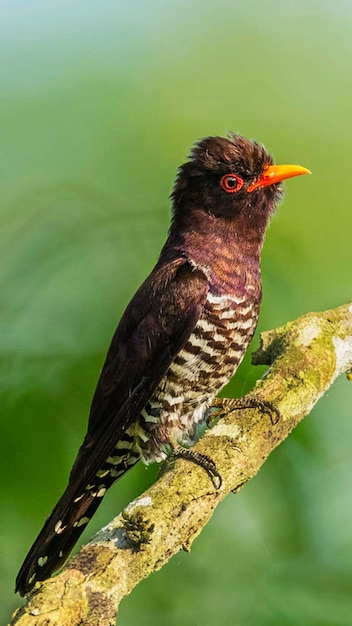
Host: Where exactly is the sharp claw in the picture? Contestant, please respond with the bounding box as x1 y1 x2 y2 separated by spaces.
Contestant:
170 444 222 489
224 397 281 425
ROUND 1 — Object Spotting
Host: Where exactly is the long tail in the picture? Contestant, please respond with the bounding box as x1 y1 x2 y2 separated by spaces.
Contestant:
15 452 139 596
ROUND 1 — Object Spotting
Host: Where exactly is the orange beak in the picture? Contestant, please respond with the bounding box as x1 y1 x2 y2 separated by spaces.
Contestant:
247 164 311 192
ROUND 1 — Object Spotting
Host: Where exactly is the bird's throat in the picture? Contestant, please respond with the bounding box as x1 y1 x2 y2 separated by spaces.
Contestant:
166 220 263 297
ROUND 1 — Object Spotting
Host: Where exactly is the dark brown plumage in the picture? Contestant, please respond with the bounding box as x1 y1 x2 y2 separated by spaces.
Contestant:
15 133 310 596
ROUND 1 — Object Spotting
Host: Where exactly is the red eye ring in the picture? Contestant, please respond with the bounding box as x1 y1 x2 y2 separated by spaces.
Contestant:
220 173 244 193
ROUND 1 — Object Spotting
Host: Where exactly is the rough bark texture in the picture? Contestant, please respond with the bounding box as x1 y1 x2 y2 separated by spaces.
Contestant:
10 302 352 626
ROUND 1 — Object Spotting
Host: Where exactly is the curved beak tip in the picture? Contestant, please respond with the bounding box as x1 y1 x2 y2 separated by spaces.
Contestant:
296 166 311 176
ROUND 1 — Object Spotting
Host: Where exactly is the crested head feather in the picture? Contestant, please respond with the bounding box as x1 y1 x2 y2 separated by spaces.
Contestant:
189 133 274 179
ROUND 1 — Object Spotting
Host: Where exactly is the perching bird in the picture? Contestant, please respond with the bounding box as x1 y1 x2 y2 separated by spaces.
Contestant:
16 133 310 596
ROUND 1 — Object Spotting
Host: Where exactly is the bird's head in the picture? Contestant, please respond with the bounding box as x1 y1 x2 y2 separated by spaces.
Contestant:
171 133 310 233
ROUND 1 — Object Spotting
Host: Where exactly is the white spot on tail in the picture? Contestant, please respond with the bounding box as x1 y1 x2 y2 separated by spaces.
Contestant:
91 486 107 498
115 439 133 449
54 520 66 534
73 516 90 528
109 468 124 478
96 468 110 478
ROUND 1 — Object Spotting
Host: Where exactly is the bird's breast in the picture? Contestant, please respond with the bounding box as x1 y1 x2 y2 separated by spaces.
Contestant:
137 286 260 462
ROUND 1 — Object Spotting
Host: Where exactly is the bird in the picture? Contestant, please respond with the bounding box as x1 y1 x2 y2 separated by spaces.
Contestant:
15 133 310 596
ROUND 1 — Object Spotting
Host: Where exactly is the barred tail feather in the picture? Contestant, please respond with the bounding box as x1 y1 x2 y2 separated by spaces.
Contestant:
15 453 139 596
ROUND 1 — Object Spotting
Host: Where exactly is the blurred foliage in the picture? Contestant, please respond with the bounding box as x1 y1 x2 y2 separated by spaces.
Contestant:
1 1 352 624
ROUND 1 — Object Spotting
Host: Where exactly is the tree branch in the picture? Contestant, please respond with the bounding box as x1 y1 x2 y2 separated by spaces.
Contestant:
10 303 352 626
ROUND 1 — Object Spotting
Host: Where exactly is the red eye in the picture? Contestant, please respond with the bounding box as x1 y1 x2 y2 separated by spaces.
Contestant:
219 173 244 193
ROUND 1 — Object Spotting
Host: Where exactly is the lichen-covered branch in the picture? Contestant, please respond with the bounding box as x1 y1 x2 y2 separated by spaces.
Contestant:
10 303 352 626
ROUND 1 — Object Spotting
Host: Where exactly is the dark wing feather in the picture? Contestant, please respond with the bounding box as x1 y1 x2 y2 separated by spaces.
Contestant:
70 256 209 483
16 257 209 595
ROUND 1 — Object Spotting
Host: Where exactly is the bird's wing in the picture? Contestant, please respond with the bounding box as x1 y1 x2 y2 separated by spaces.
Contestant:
15 257 209 595
69 256 209 488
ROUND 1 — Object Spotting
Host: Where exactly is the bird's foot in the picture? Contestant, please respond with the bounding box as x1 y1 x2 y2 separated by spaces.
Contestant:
223 397 281 425
170 443 222 489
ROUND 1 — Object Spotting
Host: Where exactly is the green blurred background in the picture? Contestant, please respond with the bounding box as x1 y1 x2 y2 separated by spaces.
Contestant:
2 1 352 624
